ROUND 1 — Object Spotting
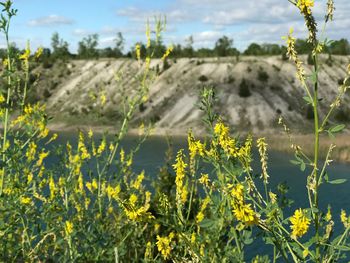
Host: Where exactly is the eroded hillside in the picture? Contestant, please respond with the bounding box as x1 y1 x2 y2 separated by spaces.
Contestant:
31 55 350 134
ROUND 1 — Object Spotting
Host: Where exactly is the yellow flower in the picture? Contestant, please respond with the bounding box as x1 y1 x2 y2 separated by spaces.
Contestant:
156 234 173 260
64 221 74 236
131 171 145 190
231 183 244 202
199 173 210 187
100 93 106 106
36 151 49 167
78 132 91 160
290 209 310 239
283 27 305 82
325 206 332 222
129 194 138 206
297 0 314 15
0 94 5 104
20 196 32 205
35 47 43 59
135 44 141 61
161 45 173 61
92 179 98 190
120 148 125 163
214 121 238 157
146 22 151 49
196 197 210 223
269 191 277 204
144 241 152 259
106 184 121 200
340 210 350 228
27 172 33 184
173 149 188 206
233 203 258 226
49 176 56 200
257 137 269 183
26 141 37 162
88 128 93 138
19 48 30 60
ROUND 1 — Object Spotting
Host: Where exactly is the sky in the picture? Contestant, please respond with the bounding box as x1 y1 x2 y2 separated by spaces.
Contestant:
2 0 350 53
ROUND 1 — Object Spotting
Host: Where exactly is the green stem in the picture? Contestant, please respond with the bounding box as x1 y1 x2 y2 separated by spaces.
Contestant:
312 53 321 261
0 17 13 196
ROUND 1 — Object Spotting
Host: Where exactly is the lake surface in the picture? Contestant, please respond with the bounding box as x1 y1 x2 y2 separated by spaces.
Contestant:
55 132 350 259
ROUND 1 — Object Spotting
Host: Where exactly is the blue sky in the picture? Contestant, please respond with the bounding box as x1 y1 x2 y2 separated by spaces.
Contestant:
3 0 350 53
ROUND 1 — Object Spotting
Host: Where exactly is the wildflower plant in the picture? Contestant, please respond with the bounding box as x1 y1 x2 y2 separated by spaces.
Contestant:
0 0 350 262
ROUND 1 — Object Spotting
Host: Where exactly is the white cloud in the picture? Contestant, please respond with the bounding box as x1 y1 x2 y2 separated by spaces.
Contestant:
28 15 74 27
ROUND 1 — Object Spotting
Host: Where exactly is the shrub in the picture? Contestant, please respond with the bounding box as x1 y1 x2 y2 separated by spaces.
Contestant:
258 69 269 82
198 75 208 82
239 78 251 97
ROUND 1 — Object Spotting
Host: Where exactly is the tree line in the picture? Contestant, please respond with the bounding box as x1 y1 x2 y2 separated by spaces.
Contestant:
1 31 350 60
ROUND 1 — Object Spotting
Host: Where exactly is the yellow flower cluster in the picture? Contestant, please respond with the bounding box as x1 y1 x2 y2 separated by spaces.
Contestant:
233 203 257 226
196 197 211 223
106 184 121 201
283 28 305 82
214 121 238 157
19 47 30 61
290 208 310 239
135 44 141 61
340 210 350 228
257 138 269 183
131 171 145 190
36 151 49 167
188 131 205 159
296 0 314 15
86 179 98 193
198 173 210 187
26 141 37 162
156 232 175 260
173 149 188 205
11 103 49 138
64 221 74 236
161 45 173 61
230 183 258 226
67 142 82 176
78 132 91 160
124 191 154 221
20 196 32 205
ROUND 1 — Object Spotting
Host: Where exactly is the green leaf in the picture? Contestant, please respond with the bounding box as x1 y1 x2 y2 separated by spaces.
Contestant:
327 130 335 138
300 161 306 172
199 219 215 229
290 160 300 165
310 70 318 84
303 96 313 105
328 179 347 184
324 172 329 182
330 124 346 133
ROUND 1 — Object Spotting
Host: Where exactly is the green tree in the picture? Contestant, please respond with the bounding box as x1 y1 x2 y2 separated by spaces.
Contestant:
214 35 233 57
328 38 350 55
261 44 283 55
51 32 70 59
182 35 194 58
78 34 99 59
114 32 124 57
244 43 263 56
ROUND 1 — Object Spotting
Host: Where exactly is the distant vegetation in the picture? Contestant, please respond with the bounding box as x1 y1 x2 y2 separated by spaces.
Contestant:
1 31 350 61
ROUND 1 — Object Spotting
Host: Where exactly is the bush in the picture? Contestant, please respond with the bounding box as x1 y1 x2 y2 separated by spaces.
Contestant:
239 78 251 97
198 75 208 82
258 69 269 82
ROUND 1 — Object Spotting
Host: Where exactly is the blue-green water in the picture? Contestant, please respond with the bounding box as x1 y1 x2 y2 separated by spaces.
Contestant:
54 132 350 259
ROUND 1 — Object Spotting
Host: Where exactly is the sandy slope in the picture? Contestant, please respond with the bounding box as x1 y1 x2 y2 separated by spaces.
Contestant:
33 55 350 134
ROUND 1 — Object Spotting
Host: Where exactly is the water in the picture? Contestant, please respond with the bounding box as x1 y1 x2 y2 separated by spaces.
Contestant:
54 132 350 259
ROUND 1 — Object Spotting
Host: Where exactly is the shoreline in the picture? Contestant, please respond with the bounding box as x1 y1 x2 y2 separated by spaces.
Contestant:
47 122 350 164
